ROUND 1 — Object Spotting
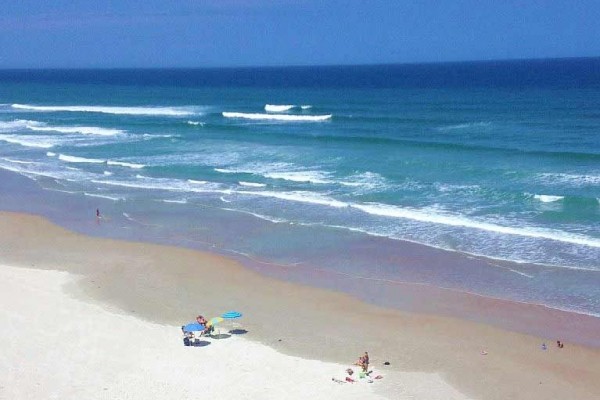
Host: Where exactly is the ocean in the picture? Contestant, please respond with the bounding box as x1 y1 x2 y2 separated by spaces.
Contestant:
1 58 599 318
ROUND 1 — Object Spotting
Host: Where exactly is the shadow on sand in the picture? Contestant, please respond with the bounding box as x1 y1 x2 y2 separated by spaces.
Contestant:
210 333 232 340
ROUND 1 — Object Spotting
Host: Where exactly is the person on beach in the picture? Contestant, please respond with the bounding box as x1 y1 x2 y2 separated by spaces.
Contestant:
355 352 369 372
196 315 213 335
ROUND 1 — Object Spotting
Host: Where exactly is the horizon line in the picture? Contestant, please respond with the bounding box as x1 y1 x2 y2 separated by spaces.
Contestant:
1 55 599 71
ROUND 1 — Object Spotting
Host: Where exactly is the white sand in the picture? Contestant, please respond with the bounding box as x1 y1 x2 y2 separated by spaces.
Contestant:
0 265 470 400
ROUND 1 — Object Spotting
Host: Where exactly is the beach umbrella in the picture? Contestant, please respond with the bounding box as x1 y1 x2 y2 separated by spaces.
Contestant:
183 322 206 332
207 317 224 327
221 311 242 319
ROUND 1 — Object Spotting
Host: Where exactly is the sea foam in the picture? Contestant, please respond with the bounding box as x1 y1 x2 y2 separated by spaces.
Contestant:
533 194 564 203
265 104 295 112
264 171 332 184
0 135 57 148
106 160 145 169
350 202 600 248
12 104 197 117
58 154 105 164
27 124 123 136
239 181 266 187
222 112 331 122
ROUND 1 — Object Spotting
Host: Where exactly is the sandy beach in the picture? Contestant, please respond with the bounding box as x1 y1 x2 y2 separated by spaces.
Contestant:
1 212 599 400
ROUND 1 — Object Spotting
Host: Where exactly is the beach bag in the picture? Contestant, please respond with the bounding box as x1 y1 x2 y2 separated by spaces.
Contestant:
183 337 191 346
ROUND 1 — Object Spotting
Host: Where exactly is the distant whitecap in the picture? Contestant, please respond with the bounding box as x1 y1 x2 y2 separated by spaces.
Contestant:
222 112 331 122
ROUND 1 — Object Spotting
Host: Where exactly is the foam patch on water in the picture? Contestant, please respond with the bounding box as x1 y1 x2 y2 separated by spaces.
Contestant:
536 172 600 187
0 134 58 148
240 190 348 208
437 122 492 131
264 171 332 184
58 154 105 164
12 104 199 117
27 124 123 136
0 119 42 131
239 181 266 188
533 194 564 203
265 104 295 112
350 202 600 248
1 157 36 164
223 112 331 122
106 160 145 169
57 153 145 169
83 192 123 201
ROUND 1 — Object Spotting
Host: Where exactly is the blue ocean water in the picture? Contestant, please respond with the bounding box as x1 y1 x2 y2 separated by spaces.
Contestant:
1 59 599 317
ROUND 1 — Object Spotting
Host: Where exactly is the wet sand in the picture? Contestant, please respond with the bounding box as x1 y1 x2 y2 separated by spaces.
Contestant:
1 211 599 399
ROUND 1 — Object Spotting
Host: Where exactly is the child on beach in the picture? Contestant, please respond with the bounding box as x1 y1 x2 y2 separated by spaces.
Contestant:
354 352 369 372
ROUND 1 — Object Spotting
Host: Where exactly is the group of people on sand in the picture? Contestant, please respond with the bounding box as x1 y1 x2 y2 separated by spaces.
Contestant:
181 314 214 346
333 351 383 384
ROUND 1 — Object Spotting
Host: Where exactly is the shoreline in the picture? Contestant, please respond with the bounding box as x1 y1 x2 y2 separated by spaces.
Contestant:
1 211 599 399
1 169 598 348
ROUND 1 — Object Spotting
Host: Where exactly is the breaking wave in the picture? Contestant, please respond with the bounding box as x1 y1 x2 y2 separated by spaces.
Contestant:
222 112 331 122
27 124 123 136
533 194 564 203
12 104 198 117
265 104 295 112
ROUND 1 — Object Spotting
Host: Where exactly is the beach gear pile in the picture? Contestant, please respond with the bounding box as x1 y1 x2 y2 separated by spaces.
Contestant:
181 310 242 347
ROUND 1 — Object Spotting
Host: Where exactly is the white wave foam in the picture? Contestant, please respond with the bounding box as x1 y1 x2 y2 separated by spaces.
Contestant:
220 196 232 203
28 125 123 136
533 194 564 203
214 168 238 174
12 104 198 117
58 154 105 164
162 199 188 204
46 152 56 157
0 158 100 182
214 162 294 176
84 192 123 201
187 179 208 185
221 207 287 224
103 171 113 176
300 105 312 110
265 104 295 112
437 122 492 131
186 121 205 126
239 190 348 208
222 112 331 122
264 171 331 184
107 160 145 169
536 172 600 187
239 181 266 187
351 202 600 248
0 134 56 148
92 176 226 194
1 157 35 164
339 171 386 190
0 119 42 131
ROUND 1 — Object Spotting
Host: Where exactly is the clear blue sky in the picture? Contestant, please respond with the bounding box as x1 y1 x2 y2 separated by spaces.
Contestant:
1 0 599 68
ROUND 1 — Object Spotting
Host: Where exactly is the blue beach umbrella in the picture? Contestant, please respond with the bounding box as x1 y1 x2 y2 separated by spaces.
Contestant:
183 322 206 332
221 311 242 319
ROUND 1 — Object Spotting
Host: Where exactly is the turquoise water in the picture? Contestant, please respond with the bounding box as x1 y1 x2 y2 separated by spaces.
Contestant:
0 62 599 317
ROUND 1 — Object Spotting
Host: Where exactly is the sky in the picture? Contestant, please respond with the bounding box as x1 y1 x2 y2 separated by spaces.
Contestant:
0 0 599 68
